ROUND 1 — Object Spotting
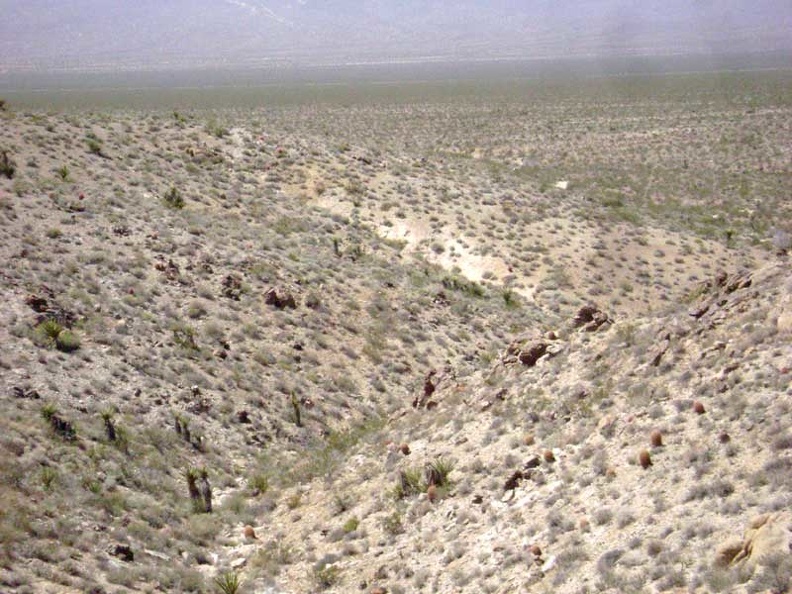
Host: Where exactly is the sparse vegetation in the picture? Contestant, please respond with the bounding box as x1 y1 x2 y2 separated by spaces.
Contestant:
0 70 789 593
163 186 185 209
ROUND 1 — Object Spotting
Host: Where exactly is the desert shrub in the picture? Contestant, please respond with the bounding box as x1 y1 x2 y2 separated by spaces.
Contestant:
55 330 81 352
1 150 15 179
342 517 359 534
32 319 81 352
313 560 341 589
85 134 104 156
248 473 269 494
442 274 485 298
163 186 185 209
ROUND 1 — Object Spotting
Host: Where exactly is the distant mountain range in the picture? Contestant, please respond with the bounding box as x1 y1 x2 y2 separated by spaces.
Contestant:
1 0 791 72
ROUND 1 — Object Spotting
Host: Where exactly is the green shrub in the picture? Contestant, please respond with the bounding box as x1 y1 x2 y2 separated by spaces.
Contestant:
248 473 269 494
393 457 455 499
163 186 185 209
172 323 198 350
55 330 81 352
86 136 104 156
36 319 63 344
314 563 341 589
342 517 359 534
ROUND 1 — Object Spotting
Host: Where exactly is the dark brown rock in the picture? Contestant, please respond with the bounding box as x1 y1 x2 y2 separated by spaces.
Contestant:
519 342 548 367
504 470 524 492
264 287 297 309
110 544 134 562
573 305 612 332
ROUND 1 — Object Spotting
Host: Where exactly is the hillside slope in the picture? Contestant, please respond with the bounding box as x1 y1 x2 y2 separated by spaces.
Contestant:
0 77 790 593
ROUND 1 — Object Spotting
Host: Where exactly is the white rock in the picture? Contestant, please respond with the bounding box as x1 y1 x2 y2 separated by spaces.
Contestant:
541 554 557 573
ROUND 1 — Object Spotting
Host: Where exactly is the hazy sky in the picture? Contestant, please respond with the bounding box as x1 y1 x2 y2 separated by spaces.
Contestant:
1 1 790 72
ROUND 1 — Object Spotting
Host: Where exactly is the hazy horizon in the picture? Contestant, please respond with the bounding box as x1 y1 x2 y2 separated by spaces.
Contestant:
2 0 791 78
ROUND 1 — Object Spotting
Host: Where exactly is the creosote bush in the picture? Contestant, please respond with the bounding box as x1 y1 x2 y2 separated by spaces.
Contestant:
163 186 185 209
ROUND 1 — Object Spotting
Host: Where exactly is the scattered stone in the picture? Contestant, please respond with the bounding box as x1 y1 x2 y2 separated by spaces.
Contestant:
503 470 524 492
650 430 663 448
222 274 243 300
264 287 297 309
110 544 134 562
543 450 555 463
143 549 170 561
427 484 438 503
540 554 557 573
572 305 612 332
25 294 49 312
524 456 541 470
650 333 671 367
154 257 180 281
639 449 652 469
11 386 40 399
399 443 410 455
48 413 77 441
236 410 251 424
715 540 745 568
693 401 706 415
413 370 438 409
519 342 548 367
242 525 257 540
230 557 246 569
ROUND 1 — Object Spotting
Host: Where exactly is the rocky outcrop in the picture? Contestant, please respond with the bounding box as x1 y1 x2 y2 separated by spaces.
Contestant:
265 287 297 309
688 270 753 325
715 512 792 568
503 335 562 368
222 274 243 300
572 305 612 332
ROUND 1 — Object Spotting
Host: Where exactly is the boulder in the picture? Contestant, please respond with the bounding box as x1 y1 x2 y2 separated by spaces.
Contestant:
715 512 792 568
572 305 612 332
519 342 548 367
265 287 297 309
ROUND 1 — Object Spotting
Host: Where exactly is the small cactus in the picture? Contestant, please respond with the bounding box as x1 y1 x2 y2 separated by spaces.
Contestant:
101 411 117 442
650 430 663 448
638 449 652 469
427 484 437 503
290 392 302 427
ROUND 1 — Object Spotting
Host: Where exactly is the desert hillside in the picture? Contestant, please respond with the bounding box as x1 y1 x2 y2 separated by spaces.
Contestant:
0 73 790 594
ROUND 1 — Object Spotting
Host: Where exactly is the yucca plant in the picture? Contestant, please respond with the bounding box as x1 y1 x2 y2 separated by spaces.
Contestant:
214 571 242 594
